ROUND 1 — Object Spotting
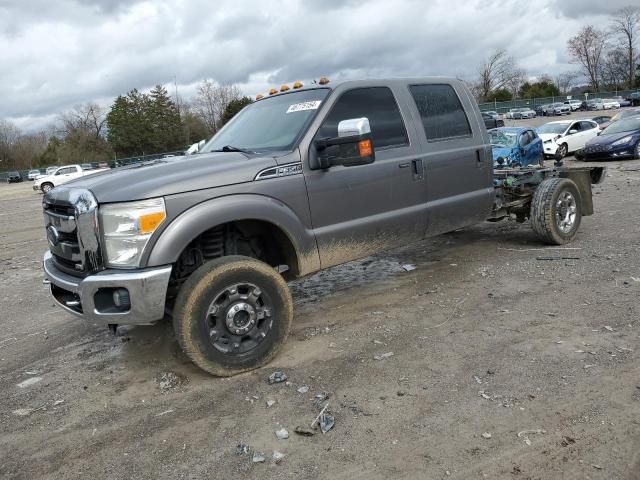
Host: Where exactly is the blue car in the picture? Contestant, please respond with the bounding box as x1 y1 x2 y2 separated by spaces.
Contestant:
581 116 640 161
489 127 544 168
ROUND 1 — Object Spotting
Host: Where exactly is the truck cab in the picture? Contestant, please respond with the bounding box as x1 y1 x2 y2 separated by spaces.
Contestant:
41 77 599 376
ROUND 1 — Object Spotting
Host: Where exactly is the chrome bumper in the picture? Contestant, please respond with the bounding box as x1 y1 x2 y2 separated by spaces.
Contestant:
43 251 172 325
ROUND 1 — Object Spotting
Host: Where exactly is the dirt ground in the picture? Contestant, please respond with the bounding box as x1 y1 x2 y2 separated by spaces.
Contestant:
1 155 639 480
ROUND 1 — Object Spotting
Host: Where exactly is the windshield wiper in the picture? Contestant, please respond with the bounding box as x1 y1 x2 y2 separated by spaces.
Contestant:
210 145 253 153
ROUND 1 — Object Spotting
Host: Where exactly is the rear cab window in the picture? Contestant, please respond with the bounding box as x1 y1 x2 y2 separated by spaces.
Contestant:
408 84 472 142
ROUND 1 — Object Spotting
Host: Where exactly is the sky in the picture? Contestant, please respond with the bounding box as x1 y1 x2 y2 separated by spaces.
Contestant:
0 0 633 131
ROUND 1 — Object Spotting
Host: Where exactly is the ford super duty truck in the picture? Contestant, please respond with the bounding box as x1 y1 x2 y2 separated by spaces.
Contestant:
41 77 604 376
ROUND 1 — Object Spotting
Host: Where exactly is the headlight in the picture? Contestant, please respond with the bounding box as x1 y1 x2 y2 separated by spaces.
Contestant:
99 198 166 268
611 135 633 146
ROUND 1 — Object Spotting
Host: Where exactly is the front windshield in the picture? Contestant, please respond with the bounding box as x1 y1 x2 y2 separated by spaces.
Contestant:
537 123 569 134
601 118 640 135
489 130 517 147
202 88 330 153
611 110 640 122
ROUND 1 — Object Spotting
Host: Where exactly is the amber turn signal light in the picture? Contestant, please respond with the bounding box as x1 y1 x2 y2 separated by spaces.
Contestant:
358 139 372 157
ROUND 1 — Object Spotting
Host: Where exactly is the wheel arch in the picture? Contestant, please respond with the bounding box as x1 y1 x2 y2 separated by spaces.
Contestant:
144 194 320 278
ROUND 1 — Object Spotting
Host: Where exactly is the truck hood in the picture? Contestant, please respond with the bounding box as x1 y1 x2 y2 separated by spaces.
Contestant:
67 152 278 203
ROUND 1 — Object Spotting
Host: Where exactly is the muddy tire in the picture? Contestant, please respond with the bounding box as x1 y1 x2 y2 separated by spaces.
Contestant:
173 255 293 376
530 178 582 245
41 182 54 193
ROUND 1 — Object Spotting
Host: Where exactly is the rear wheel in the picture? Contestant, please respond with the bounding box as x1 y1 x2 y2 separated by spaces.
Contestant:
530 178 582 245
173 255 293 376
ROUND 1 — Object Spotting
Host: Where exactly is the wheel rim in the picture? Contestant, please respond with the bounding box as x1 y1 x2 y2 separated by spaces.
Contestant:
558 145 567 158
204 282 273 355
43 184 51 192
556 191 577 233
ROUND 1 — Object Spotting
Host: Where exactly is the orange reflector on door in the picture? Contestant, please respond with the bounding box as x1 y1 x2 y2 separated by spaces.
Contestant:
358 139 372 157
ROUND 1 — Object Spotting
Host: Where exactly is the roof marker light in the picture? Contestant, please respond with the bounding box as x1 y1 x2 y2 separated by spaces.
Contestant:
293 81 303 89
256 94 264 100
269 88 278 95
280 84 290 92
318 77 330 85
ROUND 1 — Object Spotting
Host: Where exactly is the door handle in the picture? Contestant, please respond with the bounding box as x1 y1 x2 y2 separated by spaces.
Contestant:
411 159 424 180
475 149 484 168
399 162 410 168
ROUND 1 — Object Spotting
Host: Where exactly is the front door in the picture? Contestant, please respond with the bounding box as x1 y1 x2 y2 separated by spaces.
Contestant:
303 86 427 269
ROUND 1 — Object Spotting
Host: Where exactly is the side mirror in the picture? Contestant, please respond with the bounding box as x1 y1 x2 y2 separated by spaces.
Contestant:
314 117 375 169
568 129 578 135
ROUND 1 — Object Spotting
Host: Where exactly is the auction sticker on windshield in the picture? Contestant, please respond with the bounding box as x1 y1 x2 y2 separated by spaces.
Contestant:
286 100 322 113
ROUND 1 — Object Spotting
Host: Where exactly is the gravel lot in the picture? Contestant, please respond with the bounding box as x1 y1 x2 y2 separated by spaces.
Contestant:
1 155 639 479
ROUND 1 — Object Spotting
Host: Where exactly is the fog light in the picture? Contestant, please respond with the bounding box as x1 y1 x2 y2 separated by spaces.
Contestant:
113 288 131 309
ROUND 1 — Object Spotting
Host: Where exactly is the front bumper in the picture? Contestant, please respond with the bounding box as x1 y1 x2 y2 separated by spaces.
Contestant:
43 251 172 325
33 184 41 191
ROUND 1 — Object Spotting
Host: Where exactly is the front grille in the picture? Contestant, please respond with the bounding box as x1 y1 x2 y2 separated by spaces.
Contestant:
44 200 83 273
43 188 103 276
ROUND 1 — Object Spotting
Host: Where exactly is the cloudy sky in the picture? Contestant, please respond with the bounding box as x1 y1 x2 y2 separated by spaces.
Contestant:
0 0 632 131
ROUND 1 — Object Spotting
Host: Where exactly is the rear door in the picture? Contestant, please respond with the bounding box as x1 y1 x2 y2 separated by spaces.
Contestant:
404 82 494 236
579 120 599 146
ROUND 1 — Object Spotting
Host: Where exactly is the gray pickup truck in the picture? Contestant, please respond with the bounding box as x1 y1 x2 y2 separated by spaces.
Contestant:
42 77 604 376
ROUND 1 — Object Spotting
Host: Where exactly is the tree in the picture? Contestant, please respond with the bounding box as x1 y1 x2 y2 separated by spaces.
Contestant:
149 85 184 153
218 96 253 128
518 78 560 98
601 47 629 89
476 49 520 101
180 104 211 145
555 72 579 94
567 26 608 91
192 81 243 134
610 6 640 88
484 88 512 102
56 103 112 163
106 87 184 157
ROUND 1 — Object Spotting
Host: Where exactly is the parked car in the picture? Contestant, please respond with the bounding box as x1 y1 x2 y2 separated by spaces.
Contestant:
611 96 631 107
6 171 23 183
33 164 109 193
564 100 582 111
597 108 640 130
602 99 621 109
536 120 600 158
542 103 571 116
580 117 640 160
587 99 606 110
81 163 93 170
482 112 504 129
27 169 41 180
628 92 640 107
535 104 549 116
483 111 501 120
39 76 604 376
591 115 612 125
506 107 536 119
489 127 543 167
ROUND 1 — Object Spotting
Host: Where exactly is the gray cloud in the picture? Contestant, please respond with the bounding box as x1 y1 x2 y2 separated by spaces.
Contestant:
0 0 631 130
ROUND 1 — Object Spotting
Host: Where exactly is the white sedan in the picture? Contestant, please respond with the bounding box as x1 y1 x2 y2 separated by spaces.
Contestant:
602 99 621 109
536 120 600 158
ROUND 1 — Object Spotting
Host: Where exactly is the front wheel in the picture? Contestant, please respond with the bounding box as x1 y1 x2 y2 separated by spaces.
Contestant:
634 141 640 160
173 255 293 376
530 178 582 245
556 143 568 159
41 182 54 193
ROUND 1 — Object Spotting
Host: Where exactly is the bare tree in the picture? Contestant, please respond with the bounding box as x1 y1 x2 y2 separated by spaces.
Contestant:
567 26 608 91
555 72 579 94
610 6 640 88
0 119 21 167
505 68 527 98
192 80 242 135
601 47 629 89
476 49 520 100
59 103 107 139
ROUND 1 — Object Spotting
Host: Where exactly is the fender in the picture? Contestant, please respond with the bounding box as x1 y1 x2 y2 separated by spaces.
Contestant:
144 194 321 276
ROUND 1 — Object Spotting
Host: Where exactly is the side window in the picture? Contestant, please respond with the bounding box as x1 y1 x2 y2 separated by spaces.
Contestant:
409 84 472 141
580 121 596 130
519 131 531 147
571 122 582 132
316 87 408 150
